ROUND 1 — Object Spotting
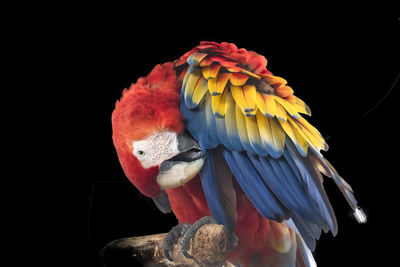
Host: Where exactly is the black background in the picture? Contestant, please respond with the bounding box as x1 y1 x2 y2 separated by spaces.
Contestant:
48 6 400 267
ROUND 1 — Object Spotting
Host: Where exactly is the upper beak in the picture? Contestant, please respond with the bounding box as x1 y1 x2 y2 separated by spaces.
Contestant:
156 132 205 189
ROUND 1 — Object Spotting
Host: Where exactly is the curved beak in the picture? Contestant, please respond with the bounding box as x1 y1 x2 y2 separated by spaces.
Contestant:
156 132 205 189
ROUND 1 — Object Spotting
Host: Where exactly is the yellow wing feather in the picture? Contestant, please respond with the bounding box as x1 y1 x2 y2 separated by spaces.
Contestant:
274 100 288 121
293 96 311 116
269 117 286 152
184 68 202 101
243 85 257 113
191 77 209 105
245 113 266 154
231 85 249 114
211 88 227 117
208 77 218 95
202 63 221 79
256 112 272 146
264 94 277 118
256 112 285 156
279 119 308 155
235 104 251 147
224 91 242 151
215 73 231 95
274 97 300 118
256 92 268 115
293 116 328 151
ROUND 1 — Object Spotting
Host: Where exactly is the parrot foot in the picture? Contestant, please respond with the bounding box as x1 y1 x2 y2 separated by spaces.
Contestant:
162 222 189 262
163 216 239 262
179 216 218 259
181 216 239 259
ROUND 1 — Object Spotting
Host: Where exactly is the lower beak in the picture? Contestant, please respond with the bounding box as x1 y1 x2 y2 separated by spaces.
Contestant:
156 133 205 190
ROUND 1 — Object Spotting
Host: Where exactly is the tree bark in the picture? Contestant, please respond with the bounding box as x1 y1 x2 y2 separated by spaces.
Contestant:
101 224 230 267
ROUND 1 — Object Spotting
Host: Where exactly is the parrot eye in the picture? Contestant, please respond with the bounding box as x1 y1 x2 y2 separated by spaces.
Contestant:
137 150 145 156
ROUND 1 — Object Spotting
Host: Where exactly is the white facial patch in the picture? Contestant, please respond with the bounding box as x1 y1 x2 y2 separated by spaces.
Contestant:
132 130 179 169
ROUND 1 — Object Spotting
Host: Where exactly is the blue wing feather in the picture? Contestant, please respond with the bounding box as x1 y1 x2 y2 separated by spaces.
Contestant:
252 156 318 222
224 92 244 151
223 149 291 221
285 140 337 234
309 146 360 213
248 152 329 250
215 116 234 149
290 214 321 251
181 92 218 152
249 156 299 210
200 149 237 233
204 94 221 147
235 109 256 155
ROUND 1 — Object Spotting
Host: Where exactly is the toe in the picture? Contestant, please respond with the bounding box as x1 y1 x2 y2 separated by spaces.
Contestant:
163 223 187 261
179 216 218 258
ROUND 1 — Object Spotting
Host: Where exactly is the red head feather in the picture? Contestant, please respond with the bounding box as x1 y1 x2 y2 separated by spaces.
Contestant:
112 62 183 197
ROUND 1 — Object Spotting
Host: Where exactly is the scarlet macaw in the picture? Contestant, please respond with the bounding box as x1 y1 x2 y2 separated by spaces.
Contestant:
111 41 366 266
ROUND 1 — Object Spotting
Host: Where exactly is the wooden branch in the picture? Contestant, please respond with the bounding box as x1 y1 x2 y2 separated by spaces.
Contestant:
101 224 230 267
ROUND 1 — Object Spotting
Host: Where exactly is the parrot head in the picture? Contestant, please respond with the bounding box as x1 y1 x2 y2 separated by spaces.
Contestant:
112 62 205 197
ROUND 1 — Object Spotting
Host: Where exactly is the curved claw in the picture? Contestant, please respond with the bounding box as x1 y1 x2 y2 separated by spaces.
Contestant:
179 216 217 259
162 223 188 262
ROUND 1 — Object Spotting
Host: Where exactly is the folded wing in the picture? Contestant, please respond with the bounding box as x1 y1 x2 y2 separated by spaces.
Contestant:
177 42 365 250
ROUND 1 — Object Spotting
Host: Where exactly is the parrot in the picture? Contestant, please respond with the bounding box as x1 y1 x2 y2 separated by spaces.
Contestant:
111 41 366 267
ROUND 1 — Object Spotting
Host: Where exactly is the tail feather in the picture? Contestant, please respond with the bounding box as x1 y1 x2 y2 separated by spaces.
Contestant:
286 219 317 267
308 146 367 224
295 233 317 267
